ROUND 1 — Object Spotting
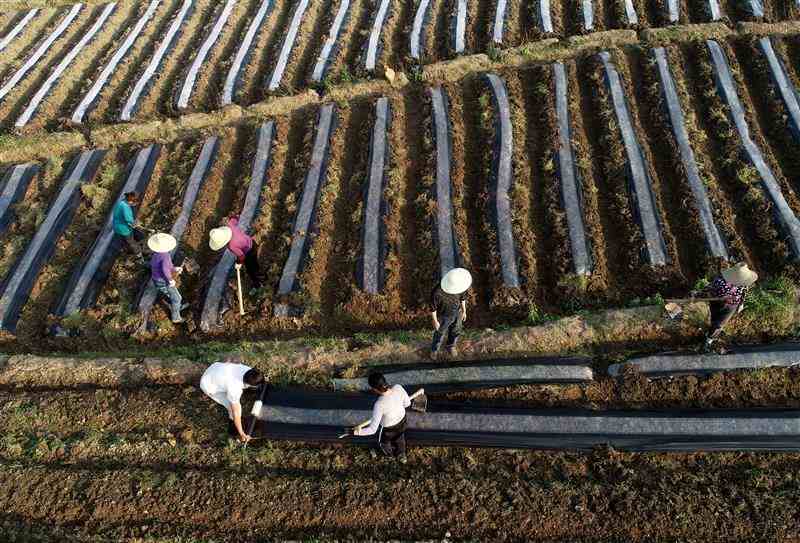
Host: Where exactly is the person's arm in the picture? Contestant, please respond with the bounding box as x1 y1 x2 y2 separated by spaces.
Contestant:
162 258 173 284
431 311 440 330
123 203 136 229
354 401 383 436
461 300 467 320
401 386 411 408
230 402 250 442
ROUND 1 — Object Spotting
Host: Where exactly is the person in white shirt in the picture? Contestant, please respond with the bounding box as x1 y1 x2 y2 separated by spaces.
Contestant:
200 359 265 443
345 372 410 463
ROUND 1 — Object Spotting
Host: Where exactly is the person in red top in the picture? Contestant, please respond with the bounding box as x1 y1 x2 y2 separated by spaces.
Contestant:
208 217 262 288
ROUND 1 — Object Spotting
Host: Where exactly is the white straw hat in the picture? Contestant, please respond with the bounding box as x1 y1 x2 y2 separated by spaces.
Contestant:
209 226 232 251
721 262 758 287
147 232 177 254
441 268 472 295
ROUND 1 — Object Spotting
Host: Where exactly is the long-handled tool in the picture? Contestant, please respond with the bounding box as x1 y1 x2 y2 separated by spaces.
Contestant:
338 388 426 439
235 264 245 316
243 383 268 449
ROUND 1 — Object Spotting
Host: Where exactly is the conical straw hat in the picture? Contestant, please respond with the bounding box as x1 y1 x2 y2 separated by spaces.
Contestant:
441 268 472 295
209 226 232 251
721 262 758 287
147 233 177 254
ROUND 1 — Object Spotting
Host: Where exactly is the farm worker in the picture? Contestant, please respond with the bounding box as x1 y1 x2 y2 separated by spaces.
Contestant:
430 267 472 359
343 372 409 463
694 262 758 352
112 191 144 259
147 233 186 324
209 217 262 288
200 360 265 444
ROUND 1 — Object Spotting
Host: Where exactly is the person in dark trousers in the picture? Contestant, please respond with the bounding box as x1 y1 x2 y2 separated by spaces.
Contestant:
209 217 262 289
200 358 265 444
112 192 144 259
694 262 758 352
344 372 410 463
430 267 472 359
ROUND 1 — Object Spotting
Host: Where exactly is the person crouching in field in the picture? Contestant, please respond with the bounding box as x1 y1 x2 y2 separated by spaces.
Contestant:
344 372 410 464
209 217 262 289
200 359 265 443
430 268 472 359
112 191 144 261
148 233 186 324
694 262 758 352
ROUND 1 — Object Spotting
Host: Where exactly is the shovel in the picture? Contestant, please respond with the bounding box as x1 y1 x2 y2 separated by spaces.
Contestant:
664 297 726 320
338 388 427 439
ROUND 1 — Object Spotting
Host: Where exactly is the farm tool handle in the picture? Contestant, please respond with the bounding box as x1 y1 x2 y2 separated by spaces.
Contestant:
243 383 268 449
235 264 245 316
665 297 727 304
338 388 425 439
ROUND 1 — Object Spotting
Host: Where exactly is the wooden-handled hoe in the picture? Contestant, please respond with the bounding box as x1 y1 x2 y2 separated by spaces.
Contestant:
338 388 427 439
663 297 726 320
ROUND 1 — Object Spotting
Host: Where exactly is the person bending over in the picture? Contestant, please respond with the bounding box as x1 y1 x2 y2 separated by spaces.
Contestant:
694 262 758 352
209 216 262 289
345 372 410 463
200 359 265 443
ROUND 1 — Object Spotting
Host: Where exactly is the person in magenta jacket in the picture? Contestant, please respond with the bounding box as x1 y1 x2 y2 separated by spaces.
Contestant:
208 216 262 288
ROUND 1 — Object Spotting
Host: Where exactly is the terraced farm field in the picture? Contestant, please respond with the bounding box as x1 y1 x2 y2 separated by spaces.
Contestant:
3 0 800 540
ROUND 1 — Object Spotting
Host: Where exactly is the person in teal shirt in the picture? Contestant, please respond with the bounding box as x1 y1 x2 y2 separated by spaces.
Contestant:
112 192 143 258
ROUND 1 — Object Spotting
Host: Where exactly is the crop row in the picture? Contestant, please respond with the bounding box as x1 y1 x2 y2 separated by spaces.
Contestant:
1 36 800 345
0 0 799 132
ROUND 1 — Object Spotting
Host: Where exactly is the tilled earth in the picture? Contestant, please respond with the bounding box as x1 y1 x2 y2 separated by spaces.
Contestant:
2 368 800 541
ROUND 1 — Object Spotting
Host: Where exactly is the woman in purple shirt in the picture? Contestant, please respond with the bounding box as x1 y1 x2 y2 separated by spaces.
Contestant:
148 233 186 324
208 216 262 288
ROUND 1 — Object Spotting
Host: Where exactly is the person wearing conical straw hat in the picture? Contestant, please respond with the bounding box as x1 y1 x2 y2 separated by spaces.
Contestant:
694 262 758 352
148 233 186 324
430 268 472 359
209 217 262 289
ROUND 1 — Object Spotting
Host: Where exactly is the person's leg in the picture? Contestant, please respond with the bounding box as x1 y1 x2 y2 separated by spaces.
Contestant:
243 244 262 287
707 302 737 340
378 427 394 456
167 285 183 322
431 312 457 353
121 233 142 256
391 419 407 459
445 310 464 353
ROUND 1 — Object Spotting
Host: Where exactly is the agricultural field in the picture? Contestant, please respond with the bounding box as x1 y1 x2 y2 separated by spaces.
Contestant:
3 0 800 540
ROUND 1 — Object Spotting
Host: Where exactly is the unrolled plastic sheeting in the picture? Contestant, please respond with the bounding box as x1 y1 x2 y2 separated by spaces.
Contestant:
200 123 274 331
364 0 391 71
72 0 161 123
609 344 800 378
666 0 678 22
267 0 310 91
255 389 800 451
409 0 432 60
538 0 553 33
0 9 39 52
121 0 193 121
0 4 82 102
452 0 466 53
16 3 117 127
707 0 722 20
492 0 507 43
622 0 638 24
599 51 668 267
430 86 460 278
333 356 594 392
0 150 106 333
52 145 160 326
758 37 800 145
177 0 235 110
581 0 593 31
222 0 272 104
653 47 728 260
744 0 764 17
137 137 218 324
274 104 336 316
485 73 519 288
358 97 390 294
707 40 800 260
553 62 592 275
0 163 39 234
311 0 350 82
